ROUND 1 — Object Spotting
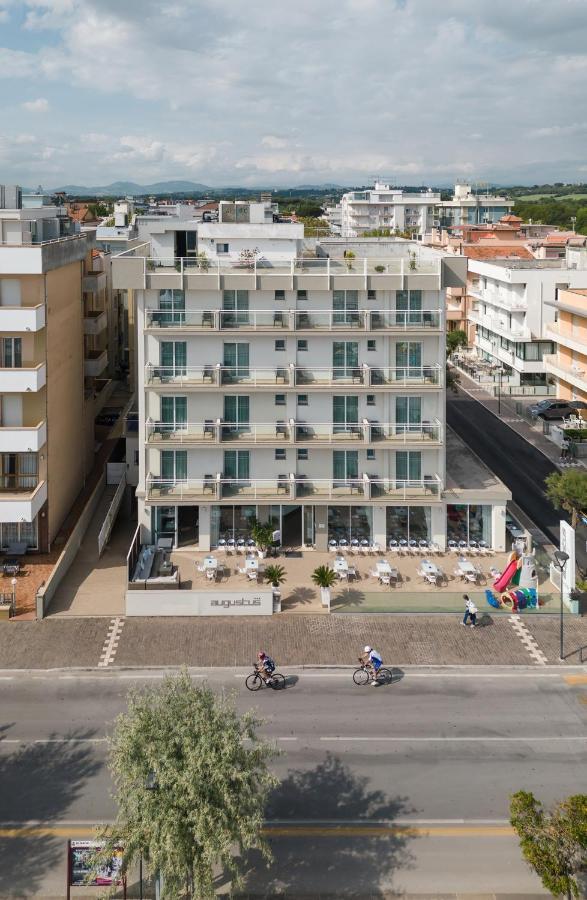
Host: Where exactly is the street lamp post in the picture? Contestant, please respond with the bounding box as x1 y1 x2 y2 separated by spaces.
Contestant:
554 550 569 661
10 578 16 616
494 367 504 416
145 771 161 900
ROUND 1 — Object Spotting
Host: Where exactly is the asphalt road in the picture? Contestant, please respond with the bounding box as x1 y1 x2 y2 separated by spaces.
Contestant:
1 668 586 896
447 388 565 546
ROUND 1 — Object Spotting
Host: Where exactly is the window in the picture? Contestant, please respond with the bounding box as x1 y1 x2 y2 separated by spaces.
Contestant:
160 450 187 484
275 393 286 405
223 450 250 480
297 340 308 351
275 339 286 351
216 243 229 254
297 290 308 301
386 506 431 543
157 290 185 325
366 449 376 460
275 290 285 301
222 290 249 326
368 289 376 301
367 339 376 351
297 394 308 406
367 394 375 406
297 448 308 461
0 338 22 368
333 450 358 480
328 505 372 542
275 448 286 461
160 341 187 376
0 452 38 490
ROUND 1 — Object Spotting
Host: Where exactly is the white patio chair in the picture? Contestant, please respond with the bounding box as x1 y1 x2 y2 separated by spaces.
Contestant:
247 570 258 581
196 564 205 573
338 570 348 581
237 565 247 576
379 574 391 586
206 569 215 581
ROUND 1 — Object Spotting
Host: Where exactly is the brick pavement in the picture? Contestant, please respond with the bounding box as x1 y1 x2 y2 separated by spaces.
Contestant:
0 614 586 670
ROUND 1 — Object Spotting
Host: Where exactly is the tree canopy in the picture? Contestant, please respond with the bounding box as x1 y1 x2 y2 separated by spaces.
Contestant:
446 330 468 356
510 790 587 898
544 469 587 529
92 671 278 898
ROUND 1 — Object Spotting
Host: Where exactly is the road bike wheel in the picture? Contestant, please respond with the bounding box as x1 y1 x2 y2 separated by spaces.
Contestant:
268 672 286 690
245 673 263 692
353 667 369 685
377 667 393 685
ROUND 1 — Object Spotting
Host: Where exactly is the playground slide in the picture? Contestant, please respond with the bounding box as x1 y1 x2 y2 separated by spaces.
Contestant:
493 559 518 593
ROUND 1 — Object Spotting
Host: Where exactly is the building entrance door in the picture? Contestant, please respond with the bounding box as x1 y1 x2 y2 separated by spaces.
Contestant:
281 505 302 548
177 506 199 547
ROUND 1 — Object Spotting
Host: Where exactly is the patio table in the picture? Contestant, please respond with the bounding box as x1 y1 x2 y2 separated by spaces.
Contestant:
375 559 392 576
420 559 440 577
245 557 259 571
203 556 218 570
333 557 348 574
457 558 479 579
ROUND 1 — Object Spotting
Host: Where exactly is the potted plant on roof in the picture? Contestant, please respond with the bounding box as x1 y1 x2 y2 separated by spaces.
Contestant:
250 519 275 559
312 564 337 609
196 250 210 272
344 249 356 271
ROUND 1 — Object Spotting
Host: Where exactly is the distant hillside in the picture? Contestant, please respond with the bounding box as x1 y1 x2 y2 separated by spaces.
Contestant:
52 180 209 196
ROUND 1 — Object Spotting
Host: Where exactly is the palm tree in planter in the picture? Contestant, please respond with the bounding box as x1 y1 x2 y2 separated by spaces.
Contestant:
312 565 338 609
263 564 286 590
250 519 276 559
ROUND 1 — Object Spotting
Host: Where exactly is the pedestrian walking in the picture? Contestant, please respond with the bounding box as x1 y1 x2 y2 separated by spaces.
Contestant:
560 438 570 463
462 594 478 628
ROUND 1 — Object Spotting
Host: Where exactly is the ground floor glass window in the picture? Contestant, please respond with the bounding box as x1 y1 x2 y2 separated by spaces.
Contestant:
0 518 39 550
386 506 431 543
447 504 491 544
210 505 257 545
328 505 372 543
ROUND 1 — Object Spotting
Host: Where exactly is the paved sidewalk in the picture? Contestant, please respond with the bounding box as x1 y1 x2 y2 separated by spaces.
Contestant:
453 366 570 467
2 613 585 669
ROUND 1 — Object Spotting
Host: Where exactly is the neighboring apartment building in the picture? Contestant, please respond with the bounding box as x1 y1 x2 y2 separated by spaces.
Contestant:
341 183 514 238
467 257 587 387
543 288 587 404
113 209 510 551
0 186 97 552
341 183 441 237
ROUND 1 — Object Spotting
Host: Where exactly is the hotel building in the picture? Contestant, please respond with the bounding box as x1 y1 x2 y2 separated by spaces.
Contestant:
113 202 511 553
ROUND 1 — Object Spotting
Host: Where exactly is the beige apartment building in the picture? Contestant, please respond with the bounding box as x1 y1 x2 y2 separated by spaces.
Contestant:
0 186 102 551
544 288 587 404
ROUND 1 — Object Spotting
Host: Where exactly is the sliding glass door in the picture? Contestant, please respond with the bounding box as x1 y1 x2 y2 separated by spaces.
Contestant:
333 341 358 379
222 290 249 326
160 341 187 376
333 396 359 433
223 342 249 379
160 396 187 434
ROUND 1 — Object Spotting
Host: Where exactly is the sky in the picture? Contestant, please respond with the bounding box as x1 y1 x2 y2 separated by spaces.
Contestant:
1 0 587 188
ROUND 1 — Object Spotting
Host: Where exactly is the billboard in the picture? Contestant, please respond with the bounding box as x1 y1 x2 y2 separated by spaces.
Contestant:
68 840 124 887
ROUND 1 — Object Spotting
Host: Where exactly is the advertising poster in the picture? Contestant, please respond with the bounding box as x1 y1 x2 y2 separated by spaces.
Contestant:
69 840 124 886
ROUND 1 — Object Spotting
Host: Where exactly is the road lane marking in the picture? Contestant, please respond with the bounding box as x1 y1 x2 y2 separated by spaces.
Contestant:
98 617 125 668
565 675 587 685
320 736 587 743
0 823 516 839
33 738 107 744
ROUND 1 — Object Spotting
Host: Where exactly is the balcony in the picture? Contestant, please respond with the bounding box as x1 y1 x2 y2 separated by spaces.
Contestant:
0 304 46 332
543 354 587 392
145 419 443 447
545 324 587 357
113 249 443 293
0 363 47 393
84 349 108 377
0 479 47 523
468 287 527 312
468 310 531 341
143 308 443 334
83 270 107 293
145 364 444 391
0 421 47 452
84 310 108 335
145 474 443 504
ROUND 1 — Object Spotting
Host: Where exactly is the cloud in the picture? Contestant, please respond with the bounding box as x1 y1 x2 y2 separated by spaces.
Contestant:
2 0 587 183
22 97 50 112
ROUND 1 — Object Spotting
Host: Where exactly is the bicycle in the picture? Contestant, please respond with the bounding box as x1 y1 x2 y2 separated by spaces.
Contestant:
245 668 286 691
353 662 393 686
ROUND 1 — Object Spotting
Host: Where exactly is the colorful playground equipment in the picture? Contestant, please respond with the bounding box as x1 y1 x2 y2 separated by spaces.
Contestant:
486 550 539 611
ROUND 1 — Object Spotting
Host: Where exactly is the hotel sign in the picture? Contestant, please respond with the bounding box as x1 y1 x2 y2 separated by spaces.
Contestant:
126 590 273 616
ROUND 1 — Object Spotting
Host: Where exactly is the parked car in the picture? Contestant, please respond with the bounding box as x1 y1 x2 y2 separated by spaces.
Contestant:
528 399 575 420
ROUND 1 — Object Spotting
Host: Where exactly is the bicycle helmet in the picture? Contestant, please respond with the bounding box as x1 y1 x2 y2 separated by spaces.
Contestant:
364 645 371 653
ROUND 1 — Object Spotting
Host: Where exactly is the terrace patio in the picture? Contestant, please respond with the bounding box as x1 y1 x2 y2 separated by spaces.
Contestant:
168 546 555 614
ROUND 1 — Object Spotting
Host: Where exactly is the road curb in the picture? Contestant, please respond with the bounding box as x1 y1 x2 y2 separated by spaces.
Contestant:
0 663 585 675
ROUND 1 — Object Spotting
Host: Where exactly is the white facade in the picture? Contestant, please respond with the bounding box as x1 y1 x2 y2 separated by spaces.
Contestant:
341 183 514 238
468 257 587 383
341 183 440 238
112 215 513 553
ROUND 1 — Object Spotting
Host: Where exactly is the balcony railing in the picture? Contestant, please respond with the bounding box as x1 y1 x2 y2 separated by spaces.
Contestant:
146 474 443 502
0 475 39 492
145 363 444 389
145 419 443 445
144 308 443 332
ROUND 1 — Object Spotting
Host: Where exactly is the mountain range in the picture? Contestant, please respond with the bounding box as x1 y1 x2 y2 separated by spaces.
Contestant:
51 180 210 196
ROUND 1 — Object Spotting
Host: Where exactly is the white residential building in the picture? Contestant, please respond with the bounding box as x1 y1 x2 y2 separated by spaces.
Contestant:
341 183 441 238
341 183 514 238
113 211 511 553
467 257 587 387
